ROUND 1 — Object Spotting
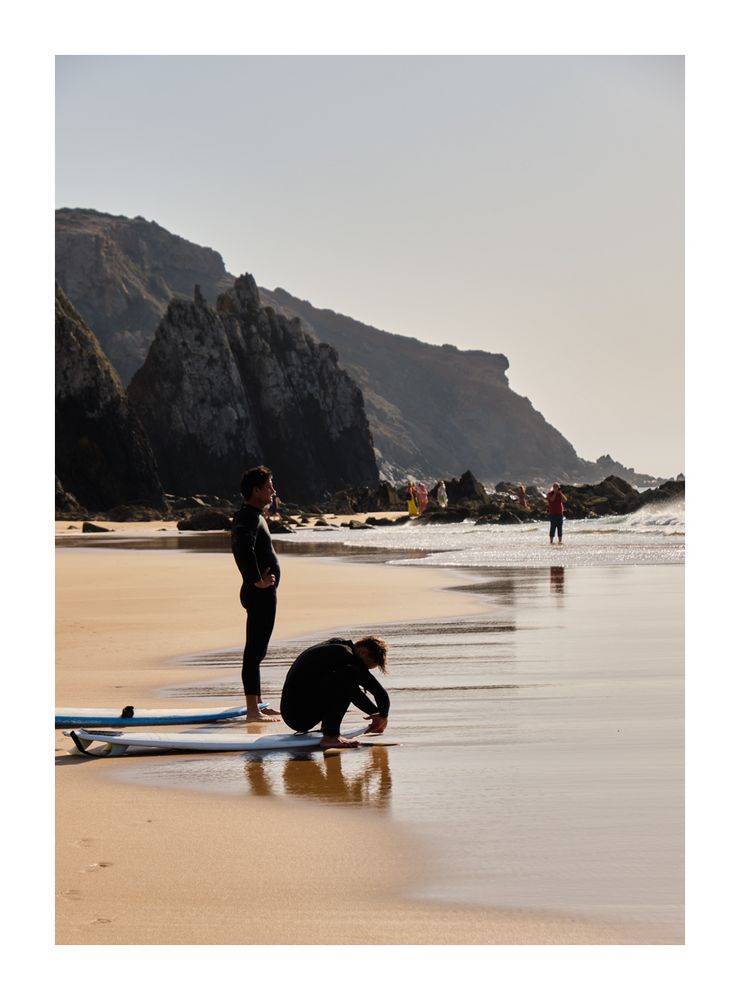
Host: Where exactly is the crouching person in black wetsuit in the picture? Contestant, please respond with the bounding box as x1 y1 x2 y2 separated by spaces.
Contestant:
280 637 390 750
231 465 282 722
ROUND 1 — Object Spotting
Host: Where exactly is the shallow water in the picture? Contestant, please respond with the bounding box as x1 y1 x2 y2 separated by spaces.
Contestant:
114 561 684 938
276 497 685 569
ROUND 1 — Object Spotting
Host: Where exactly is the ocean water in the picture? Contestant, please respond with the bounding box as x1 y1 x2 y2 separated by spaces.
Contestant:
277 496 685 569
109 500 684 939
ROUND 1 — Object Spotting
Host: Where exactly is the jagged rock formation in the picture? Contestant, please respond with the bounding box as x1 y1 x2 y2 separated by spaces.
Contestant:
127 276 378 503
55 208 661 487
583 454 660 489
55 208 233 383
318 472 684 523
55 286 166 512
55 475 86 517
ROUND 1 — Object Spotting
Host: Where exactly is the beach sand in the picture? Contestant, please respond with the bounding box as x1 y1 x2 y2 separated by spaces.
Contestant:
56 526 663 945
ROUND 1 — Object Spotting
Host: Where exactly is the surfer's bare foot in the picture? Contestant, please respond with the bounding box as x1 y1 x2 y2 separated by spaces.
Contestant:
319 735 360 749
245 696 280 721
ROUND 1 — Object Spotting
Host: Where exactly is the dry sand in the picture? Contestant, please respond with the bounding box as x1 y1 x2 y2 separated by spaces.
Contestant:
56 526 653 944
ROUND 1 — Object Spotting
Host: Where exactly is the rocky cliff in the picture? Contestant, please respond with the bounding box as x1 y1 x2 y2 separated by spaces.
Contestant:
55 208 661 488
261 288 664 487
127 275 378 503
260 287 593 484
55 285 166 512
55 208 233 383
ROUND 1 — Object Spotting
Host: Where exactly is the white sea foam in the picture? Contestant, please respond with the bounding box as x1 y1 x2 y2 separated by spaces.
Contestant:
281 498 685 568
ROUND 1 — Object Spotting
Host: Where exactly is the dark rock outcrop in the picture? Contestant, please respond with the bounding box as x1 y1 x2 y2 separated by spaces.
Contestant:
444 470 490 508
555 476 642 519
418 506 469 523
638 478 685 505
55 209 662 488
56 209 233 383
267 519 296 534
55 286 166 513
55 476 87 519
584 454 662 490
317 481 404 515
128 276 378 503
176 510 232 532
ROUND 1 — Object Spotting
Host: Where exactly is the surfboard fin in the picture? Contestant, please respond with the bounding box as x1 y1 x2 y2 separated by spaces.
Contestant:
69 731 95 756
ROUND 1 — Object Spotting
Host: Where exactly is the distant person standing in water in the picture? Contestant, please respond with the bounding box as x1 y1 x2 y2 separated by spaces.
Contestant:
546 483 567 544
231 465 282 721
436 481 448 508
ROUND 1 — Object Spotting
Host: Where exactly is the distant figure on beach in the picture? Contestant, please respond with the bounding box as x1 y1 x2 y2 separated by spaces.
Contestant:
407 481 418 517
280 637 390 749
437 480 448 508
417 482 429 514
517 483 530 511
546 483 567 544
231 465 282 721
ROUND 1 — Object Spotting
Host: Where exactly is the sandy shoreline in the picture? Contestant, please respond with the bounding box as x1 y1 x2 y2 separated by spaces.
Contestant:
56 527 664 944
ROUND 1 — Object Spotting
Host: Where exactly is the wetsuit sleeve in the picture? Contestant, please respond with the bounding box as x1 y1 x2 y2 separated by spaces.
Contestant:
232 521 262 585
352 667 390 717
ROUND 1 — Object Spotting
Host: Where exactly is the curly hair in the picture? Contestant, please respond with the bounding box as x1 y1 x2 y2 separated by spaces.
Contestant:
355 636 388 673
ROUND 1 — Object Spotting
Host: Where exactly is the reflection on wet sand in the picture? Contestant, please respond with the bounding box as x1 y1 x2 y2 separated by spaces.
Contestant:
55 532 431 562
550 566 565 594
55 532 232 552
243 747 392 809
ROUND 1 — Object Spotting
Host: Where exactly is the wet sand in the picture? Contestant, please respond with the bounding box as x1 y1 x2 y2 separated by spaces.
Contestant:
54 525 671 944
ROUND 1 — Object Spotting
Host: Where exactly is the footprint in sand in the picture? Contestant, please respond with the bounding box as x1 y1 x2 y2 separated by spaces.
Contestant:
81 861 113 873
73 838 94 849
92 917 113 924
58 888 82 902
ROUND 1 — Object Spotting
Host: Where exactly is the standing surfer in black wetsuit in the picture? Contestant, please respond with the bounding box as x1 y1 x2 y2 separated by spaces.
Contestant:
231 465 282 721
280 637 390 749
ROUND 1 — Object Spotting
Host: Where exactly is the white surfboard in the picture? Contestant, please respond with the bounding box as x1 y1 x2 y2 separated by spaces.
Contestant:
65 725 397 756
55 704 267 728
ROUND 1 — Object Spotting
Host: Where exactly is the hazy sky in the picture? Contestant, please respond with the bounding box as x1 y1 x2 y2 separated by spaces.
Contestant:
56 55 684 477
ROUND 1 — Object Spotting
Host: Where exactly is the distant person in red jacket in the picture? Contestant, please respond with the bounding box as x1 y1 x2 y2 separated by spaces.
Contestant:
546 483 567 544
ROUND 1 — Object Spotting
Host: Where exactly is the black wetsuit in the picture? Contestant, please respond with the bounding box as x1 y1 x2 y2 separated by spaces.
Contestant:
280 639 390 736
231 504 281 700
